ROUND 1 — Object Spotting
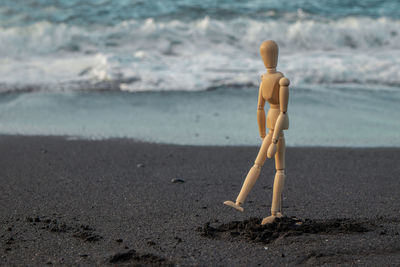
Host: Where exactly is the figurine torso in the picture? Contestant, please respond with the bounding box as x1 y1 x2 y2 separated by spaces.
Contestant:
261 72 289 130
261 72 283 105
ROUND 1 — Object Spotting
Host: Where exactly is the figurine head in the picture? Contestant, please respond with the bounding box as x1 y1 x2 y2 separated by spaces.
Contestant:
259 40 279 70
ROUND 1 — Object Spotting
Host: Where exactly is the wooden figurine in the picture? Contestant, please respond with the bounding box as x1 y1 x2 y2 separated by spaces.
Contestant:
224 40 290 225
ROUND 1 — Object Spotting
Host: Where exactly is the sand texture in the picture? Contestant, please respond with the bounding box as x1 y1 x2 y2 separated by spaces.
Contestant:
1 136 400 266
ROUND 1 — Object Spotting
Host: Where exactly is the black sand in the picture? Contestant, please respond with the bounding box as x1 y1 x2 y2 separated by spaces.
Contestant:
1 135 400 266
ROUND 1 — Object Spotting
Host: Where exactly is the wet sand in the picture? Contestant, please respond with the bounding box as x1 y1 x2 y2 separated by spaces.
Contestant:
0 135 400 266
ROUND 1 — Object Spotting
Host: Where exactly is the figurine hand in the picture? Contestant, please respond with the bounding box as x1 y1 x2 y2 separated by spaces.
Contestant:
267 143 277 158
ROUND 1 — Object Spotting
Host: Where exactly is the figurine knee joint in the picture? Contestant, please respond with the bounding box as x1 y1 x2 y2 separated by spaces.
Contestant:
253 163 262 169
254 158 265 167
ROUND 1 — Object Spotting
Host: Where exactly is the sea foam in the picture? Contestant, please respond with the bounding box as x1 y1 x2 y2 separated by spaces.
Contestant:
0 16 399 92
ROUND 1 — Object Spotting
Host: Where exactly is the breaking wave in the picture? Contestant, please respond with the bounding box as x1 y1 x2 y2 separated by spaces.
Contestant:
0 15 400 92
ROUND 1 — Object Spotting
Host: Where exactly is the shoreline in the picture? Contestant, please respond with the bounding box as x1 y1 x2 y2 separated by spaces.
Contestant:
1 134 399 149
1 88 399 147
1 135 400 265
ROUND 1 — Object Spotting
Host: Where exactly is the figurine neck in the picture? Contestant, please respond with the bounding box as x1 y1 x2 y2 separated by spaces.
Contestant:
267 68 276 73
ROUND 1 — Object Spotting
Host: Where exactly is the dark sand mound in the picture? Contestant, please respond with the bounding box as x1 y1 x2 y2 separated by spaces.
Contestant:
2 213 174 266
198 217 374 244
25 215 103 242
109 249 173 266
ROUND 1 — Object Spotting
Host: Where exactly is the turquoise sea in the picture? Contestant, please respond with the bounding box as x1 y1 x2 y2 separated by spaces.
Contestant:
0 0 399 146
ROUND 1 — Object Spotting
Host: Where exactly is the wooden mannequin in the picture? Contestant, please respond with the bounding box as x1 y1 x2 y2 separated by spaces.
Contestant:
224 40 290 225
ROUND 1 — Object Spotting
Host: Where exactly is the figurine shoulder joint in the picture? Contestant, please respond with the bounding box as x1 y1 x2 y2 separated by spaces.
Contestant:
279 77 290 86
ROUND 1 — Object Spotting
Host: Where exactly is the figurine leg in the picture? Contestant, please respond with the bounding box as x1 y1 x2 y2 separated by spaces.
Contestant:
224 131 272 212
262 133 286 225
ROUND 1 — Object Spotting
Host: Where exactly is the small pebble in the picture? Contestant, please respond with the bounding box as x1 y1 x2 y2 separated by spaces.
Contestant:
136 163 145 168
171 178 185 183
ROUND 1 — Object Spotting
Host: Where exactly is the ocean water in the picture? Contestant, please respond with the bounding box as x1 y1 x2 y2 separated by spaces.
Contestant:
0 0 399 146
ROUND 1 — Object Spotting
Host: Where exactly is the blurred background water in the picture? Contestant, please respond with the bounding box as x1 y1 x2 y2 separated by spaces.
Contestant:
0 0 399 146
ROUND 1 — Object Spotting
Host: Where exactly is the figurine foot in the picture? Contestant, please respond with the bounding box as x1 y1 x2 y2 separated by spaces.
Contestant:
261 212 283 225
223 201 244 212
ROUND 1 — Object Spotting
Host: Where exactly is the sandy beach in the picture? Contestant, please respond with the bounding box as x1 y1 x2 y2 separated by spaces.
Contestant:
1 135 399 266
1 0 400 266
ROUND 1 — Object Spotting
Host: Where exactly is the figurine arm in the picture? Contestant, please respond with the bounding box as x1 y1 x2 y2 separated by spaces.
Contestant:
257 80 266 139
267 77 290 158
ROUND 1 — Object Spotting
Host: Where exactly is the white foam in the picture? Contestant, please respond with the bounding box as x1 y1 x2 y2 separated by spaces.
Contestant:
0 16 400 92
